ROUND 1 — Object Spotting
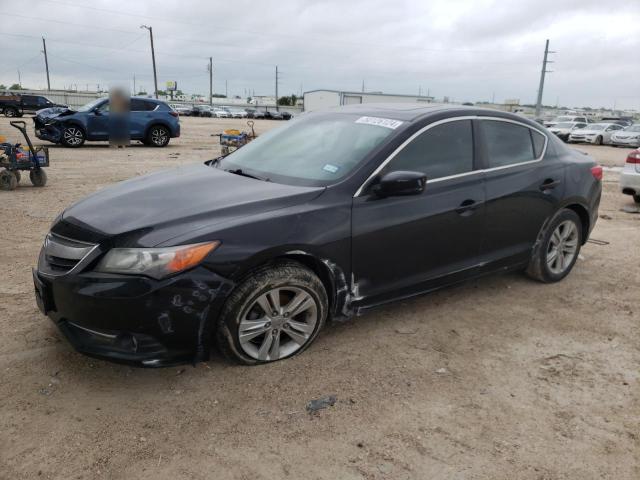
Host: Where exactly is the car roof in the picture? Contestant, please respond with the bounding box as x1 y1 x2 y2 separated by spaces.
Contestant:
324 103 541 126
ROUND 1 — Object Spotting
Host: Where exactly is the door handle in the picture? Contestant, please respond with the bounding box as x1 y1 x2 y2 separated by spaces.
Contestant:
539 178 561 191
455 199 478 216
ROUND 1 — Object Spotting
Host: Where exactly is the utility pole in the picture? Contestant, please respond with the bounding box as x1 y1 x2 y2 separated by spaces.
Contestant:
275 65 280 111
418 85 422 97
208 57 213 105
140 25 158 99
133 74 136 96
535 39 555 118
362 79 365 93
17 70 21 88
42 37 51 91
225 79 228 98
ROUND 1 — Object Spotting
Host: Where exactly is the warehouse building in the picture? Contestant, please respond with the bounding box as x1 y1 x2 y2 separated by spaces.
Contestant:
303 89 435 112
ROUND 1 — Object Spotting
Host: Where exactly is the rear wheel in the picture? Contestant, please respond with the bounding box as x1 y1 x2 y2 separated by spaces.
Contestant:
61 126 85 147
30 169 47 187
0 170 18 190
216 261 328 365
146 125 170 147
526 209 582 283
633 194 640 204
4 107 19 117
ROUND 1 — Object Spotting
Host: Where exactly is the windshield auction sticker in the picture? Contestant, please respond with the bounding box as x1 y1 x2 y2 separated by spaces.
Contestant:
355 116 404 130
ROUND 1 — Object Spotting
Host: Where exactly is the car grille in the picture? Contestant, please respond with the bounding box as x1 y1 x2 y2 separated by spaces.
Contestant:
40 233 97 274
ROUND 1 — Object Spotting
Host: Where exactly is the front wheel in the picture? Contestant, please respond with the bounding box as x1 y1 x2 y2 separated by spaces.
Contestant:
526 209 582 283
4 107 19 117
147 126 170 147
595 135 603 145
61 126 86 147
216 261 328 365
633 194 640 204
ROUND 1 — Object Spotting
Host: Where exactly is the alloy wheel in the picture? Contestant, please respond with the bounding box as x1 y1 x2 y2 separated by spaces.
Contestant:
151 128 168 146
63 127 84 146
238 287 318 361
546 220 579 275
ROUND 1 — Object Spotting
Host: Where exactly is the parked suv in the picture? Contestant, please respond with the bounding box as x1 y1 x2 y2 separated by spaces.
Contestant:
33 97 180 147
0 93 64 117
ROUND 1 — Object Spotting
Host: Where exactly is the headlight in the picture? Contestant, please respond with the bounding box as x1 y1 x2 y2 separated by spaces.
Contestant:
95 241 220 279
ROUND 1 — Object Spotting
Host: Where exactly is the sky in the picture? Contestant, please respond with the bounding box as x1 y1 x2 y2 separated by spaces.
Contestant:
1 0 639 109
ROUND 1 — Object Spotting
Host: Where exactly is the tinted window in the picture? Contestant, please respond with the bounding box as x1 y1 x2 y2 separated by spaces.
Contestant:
482 121 537 168
131 99 156 111
531 129 546 158
387 120 474 180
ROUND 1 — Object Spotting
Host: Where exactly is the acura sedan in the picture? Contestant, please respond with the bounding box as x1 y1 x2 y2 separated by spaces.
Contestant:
33 105 602 366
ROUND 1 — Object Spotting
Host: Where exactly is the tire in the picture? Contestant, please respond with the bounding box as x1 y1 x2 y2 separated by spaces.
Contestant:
4 107 19 118
595 135 603 145
30 169 47 187
216 261 328 365
146 125 170 147
0 170 18 191
633 195 640 204
526 209 582 283
61 126 86 147
13 170 21 183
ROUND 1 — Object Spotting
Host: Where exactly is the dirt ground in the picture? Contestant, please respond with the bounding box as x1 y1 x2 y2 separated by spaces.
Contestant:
0 115 638 480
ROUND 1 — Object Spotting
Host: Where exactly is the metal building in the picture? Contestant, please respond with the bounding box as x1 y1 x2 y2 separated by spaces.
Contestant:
303 89 435 112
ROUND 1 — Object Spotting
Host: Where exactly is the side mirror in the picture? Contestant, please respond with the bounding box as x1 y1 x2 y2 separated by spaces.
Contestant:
93 109 102 116
372 170 427 198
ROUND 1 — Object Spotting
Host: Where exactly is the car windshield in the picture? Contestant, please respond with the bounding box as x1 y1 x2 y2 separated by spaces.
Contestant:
77 98 106 112
218 113 398 186
587 124 606 131
624 125 640 132
555 122 575 128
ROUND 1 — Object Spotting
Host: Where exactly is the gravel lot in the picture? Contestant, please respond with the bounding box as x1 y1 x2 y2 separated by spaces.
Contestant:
1 116 638 479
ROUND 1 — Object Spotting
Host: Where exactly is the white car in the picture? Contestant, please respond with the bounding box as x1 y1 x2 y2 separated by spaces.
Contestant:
620 149 640 203
548 121 588 142
611 124 640 148
568 123 624 145
228 109 247 118
544 115 589 128
212 108 229 118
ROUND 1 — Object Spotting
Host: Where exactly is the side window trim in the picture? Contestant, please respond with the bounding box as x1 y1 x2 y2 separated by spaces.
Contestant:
353 116 549 197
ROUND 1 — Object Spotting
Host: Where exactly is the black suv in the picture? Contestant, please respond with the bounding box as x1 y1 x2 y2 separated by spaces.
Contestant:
0 94 63 117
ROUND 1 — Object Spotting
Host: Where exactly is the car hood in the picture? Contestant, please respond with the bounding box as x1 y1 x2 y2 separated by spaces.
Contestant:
613 131 639 138
571 129 601 135
61 163 324 246
35 106 76 122
550 127 572 133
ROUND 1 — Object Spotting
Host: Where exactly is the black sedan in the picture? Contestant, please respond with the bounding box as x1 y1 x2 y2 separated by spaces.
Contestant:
33 105 602 366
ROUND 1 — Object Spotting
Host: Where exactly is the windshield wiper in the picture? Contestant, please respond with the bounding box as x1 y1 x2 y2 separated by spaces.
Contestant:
225 168 269 182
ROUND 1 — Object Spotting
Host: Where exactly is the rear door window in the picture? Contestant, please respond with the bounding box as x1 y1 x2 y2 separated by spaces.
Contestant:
386 120 474 180
481 120 543 168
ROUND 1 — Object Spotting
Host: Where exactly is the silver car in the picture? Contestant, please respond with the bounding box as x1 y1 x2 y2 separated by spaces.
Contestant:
568 123 624 145
611 124 640 148
544 115 589 128
548 121 588 142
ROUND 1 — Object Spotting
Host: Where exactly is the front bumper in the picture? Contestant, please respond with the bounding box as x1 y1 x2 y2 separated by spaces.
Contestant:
568 136 598 144
611 138 640 148
34 265 234 366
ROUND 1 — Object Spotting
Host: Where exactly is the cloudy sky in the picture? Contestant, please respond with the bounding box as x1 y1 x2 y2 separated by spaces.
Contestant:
2 0 639 109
